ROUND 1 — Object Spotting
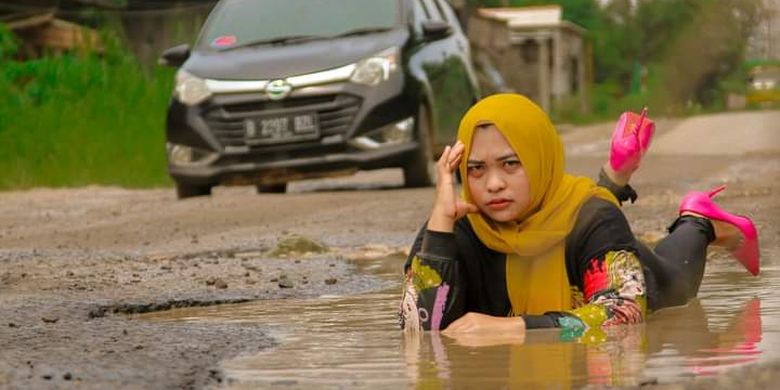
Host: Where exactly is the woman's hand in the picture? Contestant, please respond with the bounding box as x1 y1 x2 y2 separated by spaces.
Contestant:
427 141 478 233
444 330 526 348
442 312 526 335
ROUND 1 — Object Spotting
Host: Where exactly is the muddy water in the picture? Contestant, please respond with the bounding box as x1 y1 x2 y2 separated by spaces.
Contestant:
139 251 780 389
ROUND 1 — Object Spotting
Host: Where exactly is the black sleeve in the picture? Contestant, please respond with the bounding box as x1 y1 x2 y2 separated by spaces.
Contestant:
597 167 638 205
404 223 460 274
568 198 637 271
522 313 562 329
400 225 466 331
404 222 427 272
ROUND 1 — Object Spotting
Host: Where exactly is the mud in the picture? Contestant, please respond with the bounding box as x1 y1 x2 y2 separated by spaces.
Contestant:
1 110 779 389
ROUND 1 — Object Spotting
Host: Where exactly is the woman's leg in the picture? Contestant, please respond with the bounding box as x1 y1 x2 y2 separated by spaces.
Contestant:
636 216 715 308
597 167 638 205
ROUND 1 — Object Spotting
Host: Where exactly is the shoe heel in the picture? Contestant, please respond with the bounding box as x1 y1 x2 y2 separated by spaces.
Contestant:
679 185 760 276
732 226 760 276
708 185 727 198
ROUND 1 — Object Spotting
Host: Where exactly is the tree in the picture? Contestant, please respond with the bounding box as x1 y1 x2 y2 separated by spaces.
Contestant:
657 0 763 108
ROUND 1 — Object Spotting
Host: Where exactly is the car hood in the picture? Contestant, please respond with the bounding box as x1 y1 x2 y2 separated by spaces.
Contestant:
184 28 409 80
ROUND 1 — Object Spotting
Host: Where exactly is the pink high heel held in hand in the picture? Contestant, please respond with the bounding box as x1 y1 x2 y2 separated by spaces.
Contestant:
609 107 655 174
679 185 760 276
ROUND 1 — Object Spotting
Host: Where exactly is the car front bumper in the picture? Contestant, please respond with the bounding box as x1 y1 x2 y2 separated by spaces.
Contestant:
166 73 419 185
168 139 419 185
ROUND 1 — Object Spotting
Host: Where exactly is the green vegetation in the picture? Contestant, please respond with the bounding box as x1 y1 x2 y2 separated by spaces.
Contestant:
474 0 765 121
0 24 174 189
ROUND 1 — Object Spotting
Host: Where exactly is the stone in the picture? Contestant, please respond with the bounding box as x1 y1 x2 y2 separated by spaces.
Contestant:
267 235 327 257
278 275 294 288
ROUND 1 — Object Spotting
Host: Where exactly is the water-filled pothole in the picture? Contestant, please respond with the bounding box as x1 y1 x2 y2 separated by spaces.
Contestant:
138 252 780 389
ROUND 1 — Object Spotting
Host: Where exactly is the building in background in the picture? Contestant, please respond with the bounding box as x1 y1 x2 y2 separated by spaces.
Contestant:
0 9 101 57
743 0 779 107
748 0 779 61
468 5 589 113
0 0 216 68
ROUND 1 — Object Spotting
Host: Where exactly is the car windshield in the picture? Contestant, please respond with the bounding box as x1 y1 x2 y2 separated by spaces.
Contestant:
198 0 402 51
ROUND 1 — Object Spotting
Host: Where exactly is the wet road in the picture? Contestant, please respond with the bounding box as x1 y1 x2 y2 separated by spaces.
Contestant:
141 254 780 389
0 110 778 388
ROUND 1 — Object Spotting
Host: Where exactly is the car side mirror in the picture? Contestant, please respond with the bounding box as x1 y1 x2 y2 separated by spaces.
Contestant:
159 44 191 68
421 20 452 41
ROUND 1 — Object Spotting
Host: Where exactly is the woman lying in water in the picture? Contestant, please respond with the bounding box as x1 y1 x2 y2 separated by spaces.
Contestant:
399 93 760 335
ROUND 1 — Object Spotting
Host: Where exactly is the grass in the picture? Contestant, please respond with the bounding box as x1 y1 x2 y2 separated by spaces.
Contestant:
0 26 175 190
549 63 756 126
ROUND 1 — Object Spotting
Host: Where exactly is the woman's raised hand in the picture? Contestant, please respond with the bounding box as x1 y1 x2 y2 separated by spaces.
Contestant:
427 141 478 233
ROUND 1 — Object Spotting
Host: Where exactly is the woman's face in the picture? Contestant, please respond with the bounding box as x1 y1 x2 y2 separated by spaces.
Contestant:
466 125 531 223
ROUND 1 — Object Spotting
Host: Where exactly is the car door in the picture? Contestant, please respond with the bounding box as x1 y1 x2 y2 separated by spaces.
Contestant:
434 0 480 104
411 0 452 148
420 0 477 146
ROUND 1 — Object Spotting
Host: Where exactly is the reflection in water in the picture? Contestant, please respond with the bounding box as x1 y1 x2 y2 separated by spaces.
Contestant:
647 298 762 378
404 297 762 389
137 256 778 389
408 324 645 388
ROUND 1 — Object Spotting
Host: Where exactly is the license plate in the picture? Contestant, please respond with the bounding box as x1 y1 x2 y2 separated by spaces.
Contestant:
245 113 319 144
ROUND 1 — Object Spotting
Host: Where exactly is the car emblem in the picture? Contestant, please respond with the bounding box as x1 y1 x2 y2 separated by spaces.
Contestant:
266 79 292 100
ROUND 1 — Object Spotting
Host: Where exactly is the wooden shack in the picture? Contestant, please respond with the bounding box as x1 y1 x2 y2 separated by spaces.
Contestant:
1 11 102 58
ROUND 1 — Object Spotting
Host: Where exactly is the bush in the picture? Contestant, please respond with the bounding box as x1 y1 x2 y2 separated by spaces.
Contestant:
0 26 175 189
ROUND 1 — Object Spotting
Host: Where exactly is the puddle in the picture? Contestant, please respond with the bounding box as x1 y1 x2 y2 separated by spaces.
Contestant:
138 252 780 389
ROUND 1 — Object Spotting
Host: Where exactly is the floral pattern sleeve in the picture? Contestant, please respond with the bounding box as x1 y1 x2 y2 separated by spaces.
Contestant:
399 230 465 332
565 250 647 330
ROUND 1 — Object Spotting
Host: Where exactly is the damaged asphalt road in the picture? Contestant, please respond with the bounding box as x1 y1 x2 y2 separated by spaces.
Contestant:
1 111 779 389
0 184 424 389
0 243 396 388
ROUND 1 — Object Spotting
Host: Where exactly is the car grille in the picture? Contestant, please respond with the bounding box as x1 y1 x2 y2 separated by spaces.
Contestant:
202 94 361 148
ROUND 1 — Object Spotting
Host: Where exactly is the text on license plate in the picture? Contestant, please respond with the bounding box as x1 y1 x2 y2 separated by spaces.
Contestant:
245 113 319 143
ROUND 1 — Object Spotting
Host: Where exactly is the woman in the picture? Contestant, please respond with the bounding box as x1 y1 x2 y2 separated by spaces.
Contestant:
399 94 759 335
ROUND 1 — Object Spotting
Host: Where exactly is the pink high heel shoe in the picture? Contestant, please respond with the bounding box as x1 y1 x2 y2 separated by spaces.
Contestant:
609 107 655 174
679 185 760 276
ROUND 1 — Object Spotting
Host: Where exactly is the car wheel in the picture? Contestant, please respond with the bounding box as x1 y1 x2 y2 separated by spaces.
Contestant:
257 183 287 193
402 105 436 187
176 183 212 199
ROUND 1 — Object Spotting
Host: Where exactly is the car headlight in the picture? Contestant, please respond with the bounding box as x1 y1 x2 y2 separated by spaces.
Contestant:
349 117 414 150
167 143 218 166
174 69 212 106
350 47 399 86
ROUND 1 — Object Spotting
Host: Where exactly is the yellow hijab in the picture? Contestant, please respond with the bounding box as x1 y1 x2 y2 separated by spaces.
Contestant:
457 94 618 315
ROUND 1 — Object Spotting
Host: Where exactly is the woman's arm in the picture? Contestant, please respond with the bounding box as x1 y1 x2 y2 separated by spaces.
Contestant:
401 231 527 335
400 229 465 332
598 167 638 205
560 201 647 331
519 200 647 333
400 142 476 332
568 249 647 328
